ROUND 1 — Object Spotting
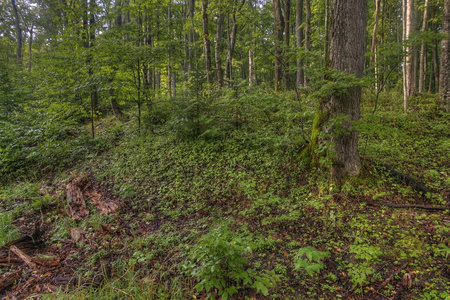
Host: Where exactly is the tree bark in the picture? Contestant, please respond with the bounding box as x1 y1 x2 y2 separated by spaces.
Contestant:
28 24 34 72
325 0 368 178
304 0 311 86
202 0 212 84
371 0 381 92
403 0 415 114
296 0 304 87
324 0 330 66
273 0 284 91
283 0 291 89
418 0 429 93
11 0 22 65
249 48 254 87
215 3 224 89
225 0 243 84
440 0 450 112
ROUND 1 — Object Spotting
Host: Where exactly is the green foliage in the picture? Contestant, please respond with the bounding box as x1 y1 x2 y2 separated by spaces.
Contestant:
183 222 278 299
0 212 19 246
293 246 330 277
346 241 382 291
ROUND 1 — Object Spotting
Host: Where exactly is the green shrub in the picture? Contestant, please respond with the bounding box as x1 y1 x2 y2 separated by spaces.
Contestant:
182 222 278 300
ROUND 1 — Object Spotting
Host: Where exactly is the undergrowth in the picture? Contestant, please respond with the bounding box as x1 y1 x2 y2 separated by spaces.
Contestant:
1 90 449 299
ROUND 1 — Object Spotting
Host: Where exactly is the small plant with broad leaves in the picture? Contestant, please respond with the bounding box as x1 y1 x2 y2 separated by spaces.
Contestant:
293 246 330 277
182 221 278 300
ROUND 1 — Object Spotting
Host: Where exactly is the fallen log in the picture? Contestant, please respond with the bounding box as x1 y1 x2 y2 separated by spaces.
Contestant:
379 164 432 197
365 201 448 211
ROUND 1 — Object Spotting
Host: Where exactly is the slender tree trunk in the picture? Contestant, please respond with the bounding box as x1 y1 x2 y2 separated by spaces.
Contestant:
433 37 440 92
89 0 98 114
273 0 284 91
296 0 304 87
324 0 330 66
371 0 381 92
249 48 254 87
440 0 450 111
202 0 212 84
215 3 224 89
419 0 429 93
28 24 34 72
403 0 414 114
11 0 22 65
304 0 311 86
325 0 368 178
283 0 291 90
225 1 243 84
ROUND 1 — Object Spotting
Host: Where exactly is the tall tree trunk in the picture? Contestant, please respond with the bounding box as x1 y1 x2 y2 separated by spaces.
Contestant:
187 0 195 78
28 24 34 72
371 0 381 92
273 0 284 91
202 0 212 84
403 0 414 114
168 0 172 97
440 0 450 111
325 0 368 178
304 0 311 86
283 0 291 90
11 0 22 65
433 37 440 92
249 48 254 87
225 0 243 84
215 3 224 89
89 0 98 114
296 0 304 87
324 0 330 66
419 0 429 93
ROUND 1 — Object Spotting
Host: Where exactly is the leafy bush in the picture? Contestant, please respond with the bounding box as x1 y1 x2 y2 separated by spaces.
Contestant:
293 246 330 277
0 213 19 246
183 222 278 299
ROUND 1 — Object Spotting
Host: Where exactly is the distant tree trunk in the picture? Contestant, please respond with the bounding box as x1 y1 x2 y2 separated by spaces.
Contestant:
419 0 429 93
296 0 304 87
11 0 22 65
202 0 212 84
283 0 291 89
273 0 284 91
323 0 368 178
215 4 224 89
249 48 254 87
187 0 195 78
440 0 450 111
324 0 330 66
304 0 311 86
225 0 243 84
371 0 381 92
433 37 440 92
89 0 98 114
28 24 34 72
403 0 414 114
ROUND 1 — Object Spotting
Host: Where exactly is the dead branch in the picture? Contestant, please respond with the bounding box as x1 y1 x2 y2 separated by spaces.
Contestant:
365 201 448 211
10 246 36 269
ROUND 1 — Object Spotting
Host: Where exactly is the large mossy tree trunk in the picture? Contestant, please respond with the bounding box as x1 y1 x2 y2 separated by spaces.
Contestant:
303 0 367 181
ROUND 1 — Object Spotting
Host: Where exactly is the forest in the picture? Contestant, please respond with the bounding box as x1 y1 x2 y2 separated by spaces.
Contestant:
0 0 449 298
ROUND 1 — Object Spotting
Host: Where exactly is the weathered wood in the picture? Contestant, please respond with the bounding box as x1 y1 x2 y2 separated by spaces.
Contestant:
365 201 448 211
10 246 36 268
0 270 21 292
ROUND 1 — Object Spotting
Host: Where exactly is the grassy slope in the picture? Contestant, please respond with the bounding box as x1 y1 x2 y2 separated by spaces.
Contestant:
1 91 449 299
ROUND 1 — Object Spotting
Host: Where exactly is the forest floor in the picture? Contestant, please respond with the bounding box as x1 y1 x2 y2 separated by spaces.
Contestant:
0 92 449 299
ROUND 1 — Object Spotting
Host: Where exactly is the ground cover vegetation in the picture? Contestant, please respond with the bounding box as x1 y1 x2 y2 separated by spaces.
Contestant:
1 0 449 299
